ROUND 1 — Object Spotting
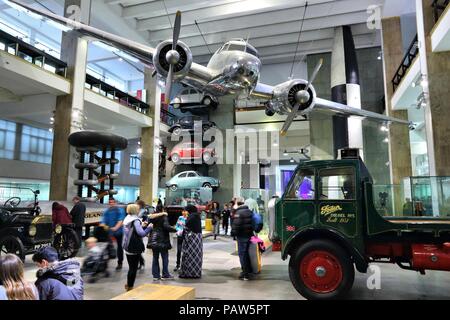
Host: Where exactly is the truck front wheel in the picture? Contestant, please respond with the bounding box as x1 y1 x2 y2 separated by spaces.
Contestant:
289 239 354 300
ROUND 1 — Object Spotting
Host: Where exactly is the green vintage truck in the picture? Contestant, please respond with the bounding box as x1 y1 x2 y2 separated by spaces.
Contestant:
268 149 450 300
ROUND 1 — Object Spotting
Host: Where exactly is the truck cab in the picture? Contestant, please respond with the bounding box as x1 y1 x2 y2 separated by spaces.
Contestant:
268 150 450 300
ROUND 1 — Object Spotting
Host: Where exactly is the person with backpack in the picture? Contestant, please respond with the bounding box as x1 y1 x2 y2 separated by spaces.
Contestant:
136 199 149 270
230 197 255 281
32 247 84 300
122 204 153 291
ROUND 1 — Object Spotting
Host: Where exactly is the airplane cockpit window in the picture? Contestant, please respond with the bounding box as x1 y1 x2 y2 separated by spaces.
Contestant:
245 46 259 58
228 44 246 51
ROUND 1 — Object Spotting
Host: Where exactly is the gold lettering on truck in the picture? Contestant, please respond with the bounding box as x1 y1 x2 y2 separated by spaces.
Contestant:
320 205 343 216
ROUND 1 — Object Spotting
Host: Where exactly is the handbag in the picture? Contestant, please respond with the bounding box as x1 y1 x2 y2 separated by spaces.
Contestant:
126 221 145 254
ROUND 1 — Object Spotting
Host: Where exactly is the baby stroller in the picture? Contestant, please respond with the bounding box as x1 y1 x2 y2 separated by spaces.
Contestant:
81 226 116 283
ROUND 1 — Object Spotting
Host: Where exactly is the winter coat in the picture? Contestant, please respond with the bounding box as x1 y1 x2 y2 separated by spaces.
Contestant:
211 208 221 224
52 203 72 226
70 202 86 228
122 215 152 255
148 215 176 251
231 205 254 239
185 212 202 234
35 259 84 300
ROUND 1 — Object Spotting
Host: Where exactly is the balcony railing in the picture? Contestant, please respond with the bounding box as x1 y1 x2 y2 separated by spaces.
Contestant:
391 34 419 92
85 74 149 115
0 29 67 77
432 0 450 23
160 108 177 126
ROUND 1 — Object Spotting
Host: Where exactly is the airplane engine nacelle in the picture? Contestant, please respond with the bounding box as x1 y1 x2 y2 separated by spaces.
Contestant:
153 40 193 80
270 79 316 116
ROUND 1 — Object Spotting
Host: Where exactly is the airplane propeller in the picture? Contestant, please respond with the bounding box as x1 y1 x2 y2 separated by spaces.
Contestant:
164 10 182 104
280 58 323 136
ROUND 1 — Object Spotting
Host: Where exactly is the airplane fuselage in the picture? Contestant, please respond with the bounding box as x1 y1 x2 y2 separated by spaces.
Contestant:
204 50 261 97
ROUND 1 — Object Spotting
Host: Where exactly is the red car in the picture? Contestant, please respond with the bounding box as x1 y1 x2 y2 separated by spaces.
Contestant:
168 142 216 165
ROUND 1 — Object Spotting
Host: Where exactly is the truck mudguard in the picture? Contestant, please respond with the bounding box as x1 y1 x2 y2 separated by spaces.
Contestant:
282 227 368 273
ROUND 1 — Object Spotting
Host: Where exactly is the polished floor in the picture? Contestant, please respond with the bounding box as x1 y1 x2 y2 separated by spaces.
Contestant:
23 236 450 300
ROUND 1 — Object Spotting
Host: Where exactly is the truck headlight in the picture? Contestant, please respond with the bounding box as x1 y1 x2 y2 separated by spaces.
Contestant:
55 224 62 234
28 225 37 237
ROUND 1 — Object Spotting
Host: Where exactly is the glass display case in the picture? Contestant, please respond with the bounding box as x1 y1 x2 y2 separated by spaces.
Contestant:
165 187 212 227
240 188 270 236
373 176 450 218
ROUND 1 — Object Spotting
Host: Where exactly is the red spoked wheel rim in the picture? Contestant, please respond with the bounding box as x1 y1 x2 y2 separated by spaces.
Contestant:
300 250 343 294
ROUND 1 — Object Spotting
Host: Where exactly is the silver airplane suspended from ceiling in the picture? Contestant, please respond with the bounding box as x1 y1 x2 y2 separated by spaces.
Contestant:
8 0 413 135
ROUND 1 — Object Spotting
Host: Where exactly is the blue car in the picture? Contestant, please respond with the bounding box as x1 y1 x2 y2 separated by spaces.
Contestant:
166 171 220 192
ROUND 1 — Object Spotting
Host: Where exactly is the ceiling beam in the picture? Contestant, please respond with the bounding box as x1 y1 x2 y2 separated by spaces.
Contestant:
139 0 381 32
121 0 242 20
174 23 374 51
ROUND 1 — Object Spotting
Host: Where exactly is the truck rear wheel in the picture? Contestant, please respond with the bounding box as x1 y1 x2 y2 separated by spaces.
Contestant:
289 239 354 300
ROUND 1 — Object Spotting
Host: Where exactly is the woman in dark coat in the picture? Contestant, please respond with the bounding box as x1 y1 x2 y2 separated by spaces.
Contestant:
148 212 176 280
179 205 203 279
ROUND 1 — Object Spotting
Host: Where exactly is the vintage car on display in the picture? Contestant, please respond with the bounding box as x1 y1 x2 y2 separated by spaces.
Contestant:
168 115 216 136
0 187 80 261
168 141 216 165
268 149 450 300
171 87 218 112
166 171 220 192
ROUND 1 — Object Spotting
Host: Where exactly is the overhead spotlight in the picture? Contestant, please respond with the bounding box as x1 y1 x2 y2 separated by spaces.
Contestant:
138 141 141 146
137 148 143 154
283 150 289 156
290 157 295 163
380 125 388 132
420 76 428 88
377 51 382 60
49 128 53 133
383 138 389 143
273 142 279 147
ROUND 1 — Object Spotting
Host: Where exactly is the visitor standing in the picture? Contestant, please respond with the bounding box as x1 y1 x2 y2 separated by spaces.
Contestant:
122 204 153 291
179 205 203 279
0 254 39 300
70 196 86 243
136 199 148 270
100 199 126 270
174 209 188 272
211 202 221 240
51 202 72 227
148 211 176 281
222 204 231 236
230 197 255 281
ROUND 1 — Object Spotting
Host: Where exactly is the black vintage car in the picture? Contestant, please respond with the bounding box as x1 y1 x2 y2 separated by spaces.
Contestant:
0 187 80 261
168 115 216 136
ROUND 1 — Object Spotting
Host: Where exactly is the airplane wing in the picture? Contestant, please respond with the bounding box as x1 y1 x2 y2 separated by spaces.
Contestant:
8 0 213 89
250 81 410 127
8 0 155 66
314 98 410 125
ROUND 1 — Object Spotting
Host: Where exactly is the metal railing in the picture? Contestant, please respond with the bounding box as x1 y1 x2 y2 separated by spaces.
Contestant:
0 29 67 77
391 34 419 92
160 108 177 126
432 0 450 23
85 74 149 115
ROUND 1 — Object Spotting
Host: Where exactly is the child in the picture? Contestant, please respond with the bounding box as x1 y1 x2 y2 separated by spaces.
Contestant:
81 237 110 282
